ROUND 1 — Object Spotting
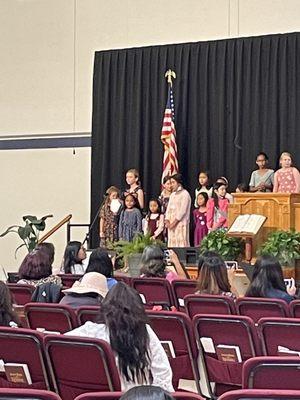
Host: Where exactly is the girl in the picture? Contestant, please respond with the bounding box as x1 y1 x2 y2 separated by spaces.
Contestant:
194 171 212 207
124 168 145 209
249 152 274 192
0 281 19 327
273 152 300 193
143 199 164 241
159 175 172 214
66 283 174 392
99 186 122 247
62 241 87 274
193 192 209 246
118 194 142 242
206 182 229 231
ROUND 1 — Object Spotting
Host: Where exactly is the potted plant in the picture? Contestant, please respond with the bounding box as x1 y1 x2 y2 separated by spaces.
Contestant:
258 229 300 278
112 233 164 275
0 214 53 256
199 228 243 261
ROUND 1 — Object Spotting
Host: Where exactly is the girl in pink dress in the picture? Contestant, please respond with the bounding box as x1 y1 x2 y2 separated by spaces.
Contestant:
273 152 300 193
193 192 208 246
206 182 229 231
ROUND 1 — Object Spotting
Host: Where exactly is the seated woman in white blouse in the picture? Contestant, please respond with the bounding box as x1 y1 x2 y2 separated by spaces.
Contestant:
65 282 174 392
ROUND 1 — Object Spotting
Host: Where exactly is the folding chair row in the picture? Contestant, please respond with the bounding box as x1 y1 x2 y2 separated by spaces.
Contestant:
218 388 300 400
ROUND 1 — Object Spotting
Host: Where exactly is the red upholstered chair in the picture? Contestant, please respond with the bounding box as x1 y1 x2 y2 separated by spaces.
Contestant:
193 314 261 399
131 278 177 309
218 388 300 400
257 317 300 355
236 297 289 322
0 327 50 390
289 299 300 317
114 275 132 286
76 306 101 325
57 274 83 288
184 294 236 319
74 392 206 400
171 279 197 311
7 283 35 305
44 335 121 400
146 310 201 393
24 303 78 333
242 356 300 390
0 388 62 400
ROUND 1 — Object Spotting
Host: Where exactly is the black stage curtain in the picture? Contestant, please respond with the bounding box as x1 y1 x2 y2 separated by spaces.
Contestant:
91 32 300 247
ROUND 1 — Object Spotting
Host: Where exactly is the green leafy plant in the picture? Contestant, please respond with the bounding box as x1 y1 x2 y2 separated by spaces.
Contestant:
200 228 243 261
0 214 53 256
258 229 300 265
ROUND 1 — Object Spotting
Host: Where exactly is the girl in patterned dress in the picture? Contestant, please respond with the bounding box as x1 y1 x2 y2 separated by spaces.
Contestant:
193 192 209 246
273 152 300 193
143 198 164 241
118 194 142 242
99 186 122 247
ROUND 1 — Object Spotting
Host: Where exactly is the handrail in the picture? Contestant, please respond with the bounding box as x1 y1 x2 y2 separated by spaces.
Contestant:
38 214 72 244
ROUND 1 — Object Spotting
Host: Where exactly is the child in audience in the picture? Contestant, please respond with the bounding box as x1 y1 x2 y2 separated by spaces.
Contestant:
0 281 19 327
99 186 121 247
62 241 87 274
206 182 229 231
194 171 212 207
66 282 174 392
143 199 164 241
123 168 145 209
193 192 209 246
159 175 172 214
118 194 142 242
273 152 300 193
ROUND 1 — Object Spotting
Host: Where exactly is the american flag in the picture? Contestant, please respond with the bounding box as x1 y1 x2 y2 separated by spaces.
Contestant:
160 83 179 185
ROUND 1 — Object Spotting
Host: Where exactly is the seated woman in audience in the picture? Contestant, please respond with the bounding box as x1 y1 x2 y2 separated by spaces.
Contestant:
60 272 108 308
62 241 87 274
18 249 61 287
0 281 19 327
245 255 296 303
36 242 55 265
120 385 175 400
196 255 237 298
140 245 187 282
65 282 174 392
197 250 220 277
85 247 117 289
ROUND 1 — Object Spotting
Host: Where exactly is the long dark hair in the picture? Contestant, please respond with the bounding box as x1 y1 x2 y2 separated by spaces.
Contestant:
245 255 286 297
197 255 231 294
139 245 166 278
86 248 114 278
120 386 174 400
19 249 52 280
0 281 19 326
63 241 82 274
212 181 226 209
100 283 150 383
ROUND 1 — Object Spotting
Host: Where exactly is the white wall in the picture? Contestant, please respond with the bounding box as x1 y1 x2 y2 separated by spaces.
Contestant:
0 0 299 270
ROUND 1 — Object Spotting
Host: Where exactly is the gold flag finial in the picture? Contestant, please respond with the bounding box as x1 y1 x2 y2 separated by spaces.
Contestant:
165 69 176 86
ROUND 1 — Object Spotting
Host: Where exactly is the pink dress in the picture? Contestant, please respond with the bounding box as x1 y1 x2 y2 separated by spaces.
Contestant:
206 198 229 230
193 209 208 246
276 168 297 193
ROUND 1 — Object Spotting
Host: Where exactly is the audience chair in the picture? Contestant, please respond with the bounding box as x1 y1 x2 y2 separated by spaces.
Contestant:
44 335 121 400
218 388 300 400
24 303 78 333
76 306 101 325
131 277 177 309
0 388 62 400
289 299 300 317
258 317 300 355
185 294 236 319
236 297 289 322
7 283 35 305
114 275 132 286
57 274 83 288
146 310 201 393
193 314 261 399
0 327 50 390
242 356 300 390
171 279 197 311
74 392 206 400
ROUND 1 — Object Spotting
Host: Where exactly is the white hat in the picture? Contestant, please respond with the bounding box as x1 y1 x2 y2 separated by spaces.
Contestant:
63 272 108 298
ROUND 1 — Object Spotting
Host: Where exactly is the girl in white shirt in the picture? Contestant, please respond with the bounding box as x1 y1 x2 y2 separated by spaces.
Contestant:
65 282 174 392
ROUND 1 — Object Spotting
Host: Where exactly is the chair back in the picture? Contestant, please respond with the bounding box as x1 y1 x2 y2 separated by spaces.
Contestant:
171 279 197 311
185 294 236 318
77 306 101 325
242 356 300 390
236 297 289 322
289 299 300 317
74 392 206 400
0 327 50 390
24 303 77 333
0 388 62 400
147 310 200 393
258 317 300 355
218 388 300 400
44 335 121 400
57 274 83 288
193 314 260 398
131 278 177 308
114 275 132 286
7 284 35 305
